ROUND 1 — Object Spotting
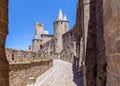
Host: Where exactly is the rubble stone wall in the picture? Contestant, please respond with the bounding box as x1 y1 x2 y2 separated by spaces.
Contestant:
5 48 42 63
60 27 76 62
103 0 120 86
0 0 9 86
9 60 53 86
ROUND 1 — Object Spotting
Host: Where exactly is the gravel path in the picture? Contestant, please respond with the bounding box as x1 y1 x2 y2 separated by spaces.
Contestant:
30 59 83 86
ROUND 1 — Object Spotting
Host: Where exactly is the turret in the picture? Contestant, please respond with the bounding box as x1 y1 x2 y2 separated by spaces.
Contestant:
54 8 69 54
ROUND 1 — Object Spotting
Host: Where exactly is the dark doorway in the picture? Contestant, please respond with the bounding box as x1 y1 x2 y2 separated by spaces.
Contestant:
40 45 43 49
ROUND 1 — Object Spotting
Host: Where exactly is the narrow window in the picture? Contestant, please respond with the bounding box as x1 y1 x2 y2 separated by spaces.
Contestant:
12 54 14 61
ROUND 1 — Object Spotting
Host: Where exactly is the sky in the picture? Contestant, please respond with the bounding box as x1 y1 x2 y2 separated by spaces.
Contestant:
6 0 78 50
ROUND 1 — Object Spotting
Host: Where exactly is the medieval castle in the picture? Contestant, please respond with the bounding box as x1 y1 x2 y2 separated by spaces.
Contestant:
28 9 74 57
1 0 120 86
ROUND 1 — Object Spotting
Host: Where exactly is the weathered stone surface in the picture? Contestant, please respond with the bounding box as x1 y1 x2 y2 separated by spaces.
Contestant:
33 59 84 86
5 48 42 63
85 1 97 86
9 60 53 86
60 26 77 62
0 0 9 86
1 0 120 86
54 21 69 54
103 0 120 86
83 0 107 86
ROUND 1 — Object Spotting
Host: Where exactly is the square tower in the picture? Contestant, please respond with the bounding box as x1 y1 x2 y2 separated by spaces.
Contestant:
35 22 44 36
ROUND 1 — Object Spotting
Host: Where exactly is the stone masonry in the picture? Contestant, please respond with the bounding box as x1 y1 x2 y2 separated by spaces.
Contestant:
9 60 53 86
103 0 120 86
29 9 69 58
0 0 9 86
78 0 120 86
60 26 76 62
1 0 120 86
54 10 69 54
83 0 107 86
85 1 98 86
5 48 42 63
31 22 54 52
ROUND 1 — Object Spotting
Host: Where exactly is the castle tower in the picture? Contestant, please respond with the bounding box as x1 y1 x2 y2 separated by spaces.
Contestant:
35 22 44 36
54 9 69 54
32 22 44 52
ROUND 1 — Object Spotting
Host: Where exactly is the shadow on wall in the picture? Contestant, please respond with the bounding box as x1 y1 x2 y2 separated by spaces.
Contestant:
72 56 84 86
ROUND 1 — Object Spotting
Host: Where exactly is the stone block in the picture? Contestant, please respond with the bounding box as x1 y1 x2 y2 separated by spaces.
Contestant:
27 77 36 85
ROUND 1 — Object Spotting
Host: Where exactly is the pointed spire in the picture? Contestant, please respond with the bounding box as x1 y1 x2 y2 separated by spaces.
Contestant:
63 14 68 21
56 8 64 21
55 8 68 22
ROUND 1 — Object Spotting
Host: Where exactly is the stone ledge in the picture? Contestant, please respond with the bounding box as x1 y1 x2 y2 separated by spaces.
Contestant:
9 59 53 86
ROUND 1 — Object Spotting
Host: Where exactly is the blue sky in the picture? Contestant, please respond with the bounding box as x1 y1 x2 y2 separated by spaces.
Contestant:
6 0 78 50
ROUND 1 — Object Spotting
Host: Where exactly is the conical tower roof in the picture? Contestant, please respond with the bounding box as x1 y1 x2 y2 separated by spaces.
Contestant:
63 14 68 21
55 8 64 21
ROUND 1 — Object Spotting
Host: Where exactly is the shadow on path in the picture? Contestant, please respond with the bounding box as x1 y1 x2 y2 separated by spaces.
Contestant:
72 56 84 86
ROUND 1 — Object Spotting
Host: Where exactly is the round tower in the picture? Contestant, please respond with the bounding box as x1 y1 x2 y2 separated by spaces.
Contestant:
54 8 69 54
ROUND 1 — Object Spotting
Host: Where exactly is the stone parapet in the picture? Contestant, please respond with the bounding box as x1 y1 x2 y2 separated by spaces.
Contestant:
5 48 42 63
9 60 53 86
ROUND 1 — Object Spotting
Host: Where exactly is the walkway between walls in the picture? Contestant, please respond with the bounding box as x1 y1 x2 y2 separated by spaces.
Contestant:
27 59 84 86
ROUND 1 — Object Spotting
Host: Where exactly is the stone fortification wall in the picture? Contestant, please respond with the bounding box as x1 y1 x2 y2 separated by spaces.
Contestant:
42 38 57 58
32 39 43 52
103 0 120 86
43 38 55 54
83 0 90 55
0 0 9 85
63 27 76 50
9 60 53 86
31 34 54 52
41 34 54 43
5 48 42 63
85 0 107 85
60 26 76 62
72 0 120 86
